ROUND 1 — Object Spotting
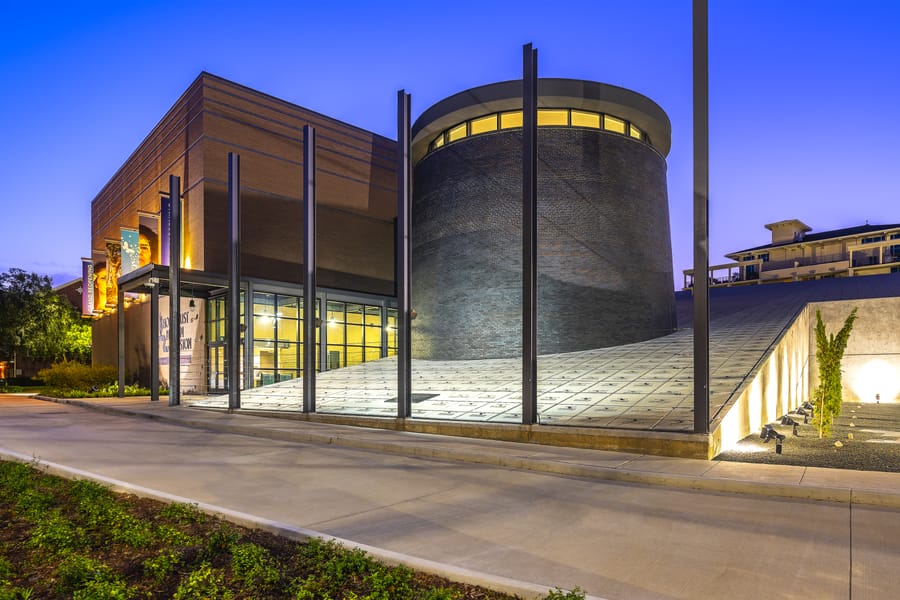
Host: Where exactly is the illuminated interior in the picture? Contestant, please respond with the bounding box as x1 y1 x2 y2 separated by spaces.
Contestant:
208 292 398 388
427 107 649 156
250 292 318 387
325 300 396 369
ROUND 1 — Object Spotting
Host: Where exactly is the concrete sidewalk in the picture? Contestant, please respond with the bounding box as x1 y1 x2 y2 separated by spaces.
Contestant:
44 395 900 508
3 395 900 599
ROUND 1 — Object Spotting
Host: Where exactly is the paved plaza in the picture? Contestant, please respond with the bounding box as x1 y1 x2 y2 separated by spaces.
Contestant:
192 285 809 431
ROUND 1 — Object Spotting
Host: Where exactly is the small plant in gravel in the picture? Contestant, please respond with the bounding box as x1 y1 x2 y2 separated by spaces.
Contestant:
813 307 857 437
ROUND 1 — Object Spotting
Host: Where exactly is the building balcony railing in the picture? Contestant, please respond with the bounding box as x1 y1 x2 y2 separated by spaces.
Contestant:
759 252 848 272
684 248 900 290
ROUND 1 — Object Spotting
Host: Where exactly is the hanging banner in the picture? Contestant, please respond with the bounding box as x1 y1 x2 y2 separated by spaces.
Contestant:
81 258 94 317
159 196 171 267
121 227 139 275
92 250 107 313
138 212 160 267
105 239 121 308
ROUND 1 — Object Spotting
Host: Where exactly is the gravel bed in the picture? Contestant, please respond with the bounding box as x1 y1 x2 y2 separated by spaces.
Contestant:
716 402 900 472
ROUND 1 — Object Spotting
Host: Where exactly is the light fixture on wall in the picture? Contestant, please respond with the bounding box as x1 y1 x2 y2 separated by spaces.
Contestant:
188 284 196 313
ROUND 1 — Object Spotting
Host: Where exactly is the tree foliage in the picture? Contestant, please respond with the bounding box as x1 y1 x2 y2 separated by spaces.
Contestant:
813 307 857 437
0 268 91 364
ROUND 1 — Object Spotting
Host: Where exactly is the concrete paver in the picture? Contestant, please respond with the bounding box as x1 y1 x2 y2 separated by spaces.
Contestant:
2 395 900 599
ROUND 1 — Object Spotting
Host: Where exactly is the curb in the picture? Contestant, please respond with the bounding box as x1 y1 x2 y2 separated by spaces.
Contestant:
38 397 900 509
0 448 603 600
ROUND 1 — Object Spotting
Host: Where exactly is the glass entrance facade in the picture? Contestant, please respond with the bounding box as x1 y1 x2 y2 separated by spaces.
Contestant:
325 300 395 369
206 294 244 393
205 288 396 392
251 292 319 387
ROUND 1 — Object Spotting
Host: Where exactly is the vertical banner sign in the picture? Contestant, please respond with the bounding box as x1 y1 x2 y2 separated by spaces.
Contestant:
159 197 171 266
138 212 160 267
81 259 94 317
92 250 106 313
105 239 122 308
121 228 140 275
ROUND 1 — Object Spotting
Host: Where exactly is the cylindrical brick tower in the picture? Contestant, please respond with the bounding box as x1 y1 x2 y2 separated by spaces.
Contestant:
411 78 677 360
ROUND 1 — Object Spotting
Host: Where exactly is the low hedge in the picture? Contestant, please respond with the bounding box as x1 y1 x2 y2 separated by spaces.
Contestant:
37 362 117 393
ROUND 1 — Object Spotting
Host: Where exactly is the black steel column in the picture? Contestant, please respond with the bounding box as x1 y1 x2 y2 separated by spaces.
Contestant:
522 43 538 425
168 174 181 406
117 286 125 397
227 153 241 410
243 285 253 390
150 284 159 402
397 89 412 418
693 0 710 433
303 126 317 413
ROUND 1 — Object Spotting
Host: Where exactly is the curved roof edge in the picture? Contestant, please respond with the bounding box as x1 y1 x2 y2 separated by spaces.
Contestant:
411 78 671 163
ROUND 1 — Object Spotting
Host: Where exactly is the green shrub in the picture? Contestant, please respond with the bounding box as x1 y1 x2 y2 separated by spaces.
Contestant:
364 565 414 600
173 563 233 600
0 463 38 502
159 502 206 525
154 524 200 547
37 362 116 392
14 488 54 520
70 478 115 504
142 550 181 582
28 511 87 552
72 578 134 600
0 588 34 600
203 524 239 559
231 542 282 592
0 555 13 582
55 554 114 593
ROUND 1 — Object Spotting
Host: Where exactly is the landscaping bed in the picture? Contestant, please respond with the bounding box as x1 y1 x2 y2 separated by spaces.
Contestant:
716 401 900 472
0 460 582 599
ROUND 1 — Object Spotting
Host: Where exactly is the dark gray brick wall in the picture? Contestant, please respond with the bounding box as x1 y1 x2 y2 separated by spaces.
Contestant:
412 128 676 360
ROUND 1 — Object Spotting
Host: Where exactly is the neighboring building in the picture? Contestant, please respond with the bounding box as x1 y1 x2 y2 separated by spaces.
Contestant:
89 72 398 392
53 278 83 311
411 79 677 359
684 219 900 289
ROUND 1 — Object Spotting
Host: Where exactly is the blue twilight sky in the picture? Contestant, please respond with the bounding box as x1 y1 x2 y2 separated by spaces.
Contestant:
1 0 898 288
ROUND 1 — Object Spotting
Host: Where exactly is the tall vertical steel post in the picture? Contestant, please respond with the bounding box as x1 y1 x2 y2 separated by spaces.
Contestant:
693 0 710 433
117 286 125 397
397 90 412 418
150 284 159 402
522 43 538 425
168 174 182 406
303 126 317 413
227 153 241 410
